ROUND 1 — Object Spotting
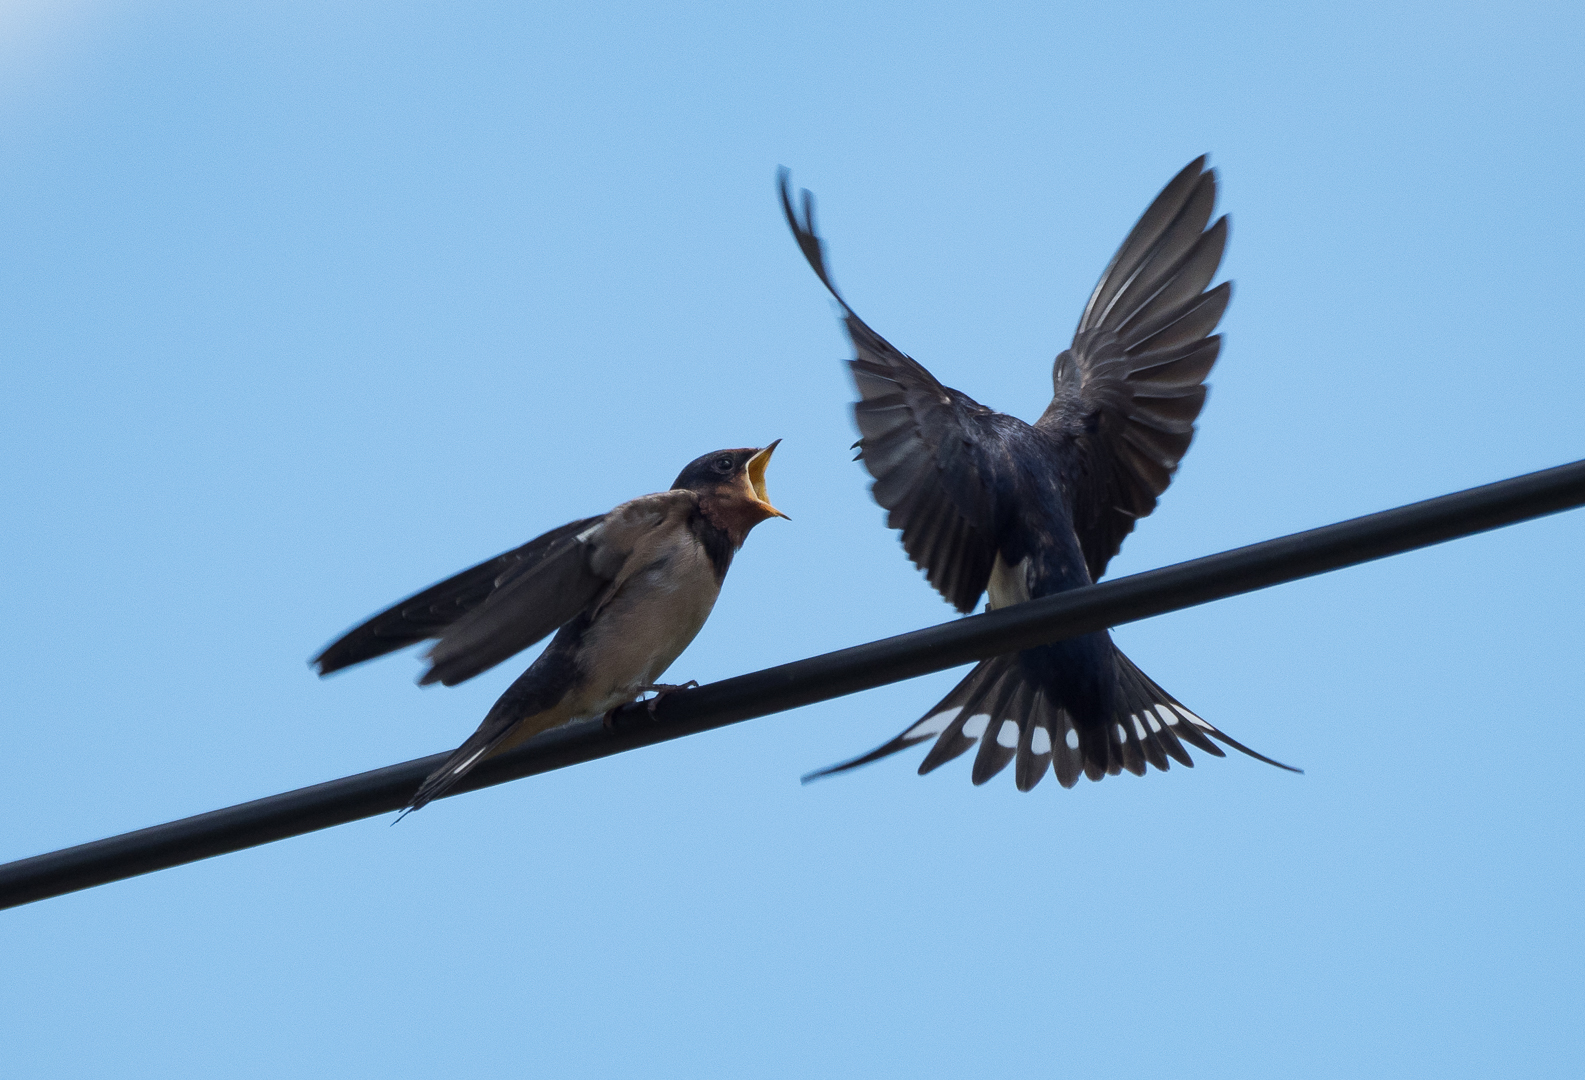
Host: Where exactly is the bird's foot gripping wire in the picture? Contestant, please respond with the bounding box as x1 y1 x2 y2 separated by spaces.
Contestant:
635 681 699 717
603 682 701 731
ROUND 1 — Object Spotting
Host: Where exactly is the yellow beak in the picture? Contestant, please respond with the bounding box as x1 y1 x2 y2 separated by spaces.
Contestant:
745 440 789 520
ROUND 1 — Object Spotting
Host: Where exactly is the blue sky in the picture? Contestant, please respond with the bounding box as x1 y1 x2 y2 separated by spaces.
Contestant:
2 2 1582 1076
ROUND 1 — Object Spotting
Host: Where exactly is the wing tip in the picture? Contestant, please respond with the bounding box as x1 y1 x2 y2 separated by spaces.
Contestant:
308 639 372 679
777 166 851 308
416 666 446 688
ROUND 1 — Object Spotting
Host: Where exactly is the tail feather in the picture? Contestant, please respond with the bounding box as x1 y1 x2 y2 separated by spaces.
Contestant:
969 665 1029 785
799 658 1010 783
1111 650 1302 774
916 660 1012 775
805 646 1300 789
1115 655 1194 768
1047 698 1085 789
918 659 1033 776
1079 721 1112 782
1009 682 1048 791
395 719 516 822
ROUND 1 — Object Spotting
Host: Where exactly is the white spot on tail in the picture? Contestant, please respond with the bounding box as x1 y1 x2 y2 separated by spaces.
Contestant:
1031 726 1052 755
996 720 1019 748
1173 704 1213 729
1147 712 1162 733
1114 723 1126 743
1132 715 1148 740
1156 705 1179 727
961 713 990 740
1065 728 1080 750
906 707 961 740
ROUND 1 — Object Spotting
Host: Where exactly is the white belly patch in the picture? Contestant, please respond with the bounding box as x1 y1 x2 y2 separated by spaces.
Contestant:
986 554 1030 610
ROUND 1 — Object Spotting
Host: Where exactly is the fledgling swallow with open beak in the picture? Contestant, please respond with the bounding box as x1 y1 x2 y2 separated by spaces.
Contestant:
780 158 1298 790
313 443 787 815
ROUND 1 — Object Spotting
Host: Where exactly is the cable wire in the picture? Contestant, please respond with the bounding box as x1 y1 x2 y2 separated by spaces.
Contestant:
2 458 1582 911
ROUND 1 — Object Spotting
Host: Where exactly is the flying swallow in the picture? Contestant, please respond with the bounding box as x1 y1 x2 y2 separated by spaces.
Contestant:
780 157 1297 790
313 443 787 814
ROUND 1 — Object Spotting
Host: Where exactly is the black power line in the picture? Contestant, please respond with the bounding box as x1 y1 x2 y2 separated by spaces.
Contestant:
3 458 1583 911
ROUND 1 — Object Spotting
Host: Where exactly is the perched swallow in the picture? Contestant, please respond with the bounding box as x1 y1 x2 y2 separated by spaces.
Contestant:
780 158 1296 790
313 444 787 814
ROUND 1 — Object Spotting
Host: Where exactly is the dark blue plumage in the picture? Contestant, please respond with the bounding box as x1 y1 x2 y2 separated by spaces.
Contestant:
781 157 1297 790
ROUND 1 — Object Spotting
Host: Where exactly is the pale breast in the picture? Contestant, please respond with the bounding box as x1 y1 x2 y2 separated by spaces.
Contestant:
564 525 724 718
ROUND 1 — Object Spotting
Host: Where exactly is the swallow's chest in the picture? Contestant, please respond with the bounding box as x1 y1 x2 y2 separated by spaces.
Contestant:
578 535 723 700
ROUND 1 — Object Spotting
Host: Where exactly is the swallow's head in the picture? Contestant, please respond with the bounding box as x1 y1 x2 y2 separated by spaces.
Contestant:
675 441 789 542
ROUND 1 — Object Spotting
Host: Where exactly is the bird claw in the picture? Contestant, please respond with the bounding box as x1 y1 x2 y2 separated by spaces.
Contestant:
635 681 700 719
603 682 699 731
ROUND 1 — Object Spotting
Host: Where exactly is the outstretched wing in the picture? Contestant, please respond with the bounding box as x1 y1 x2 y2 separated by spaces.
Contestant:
312 515 605 677
1036 156 1230 580
780 169 1015 613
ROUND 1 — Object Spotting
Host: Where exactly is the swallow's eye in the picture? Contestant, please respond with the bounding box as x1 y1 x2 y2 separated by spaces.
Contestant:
713 455 734 474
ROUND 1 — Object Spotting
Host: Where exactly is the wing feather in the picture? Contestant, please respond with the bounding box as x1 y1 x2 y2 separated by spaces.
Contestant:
421 492 695 687
311 515 604 676
780 169 1013 613
1037 158 1232 579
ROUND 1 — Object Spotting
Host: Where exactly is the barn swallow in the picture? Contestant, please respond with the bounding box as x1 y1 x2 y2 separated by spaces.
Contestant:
313 444 787 814
780 158 1297 790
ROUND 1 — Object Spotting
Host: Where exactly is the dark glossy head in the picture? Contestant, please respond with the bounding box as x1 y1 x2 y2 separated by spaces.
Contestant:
672 441 788 523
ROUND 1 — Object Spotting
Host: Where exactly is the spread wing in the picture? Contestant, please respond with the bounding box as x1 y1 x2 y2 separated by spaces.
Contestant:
312 515 605 677
419 490 698 687
780 169 1013 614
1036 156 1230 580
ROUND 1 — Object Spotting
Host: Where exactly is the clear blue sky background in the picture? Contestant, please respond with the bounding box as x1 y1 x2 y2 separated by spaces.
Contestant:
2 2 1582 1076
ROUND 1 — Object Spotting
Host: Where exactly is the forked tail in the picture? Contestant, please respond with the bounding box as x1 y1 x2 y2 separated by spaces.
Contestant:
804 648 1299 791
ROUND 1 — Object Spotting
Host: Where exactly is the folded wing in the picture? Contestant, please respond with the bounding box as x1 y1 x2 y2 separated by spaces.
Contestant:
312 515 605 677
421 490 700 687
